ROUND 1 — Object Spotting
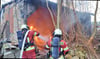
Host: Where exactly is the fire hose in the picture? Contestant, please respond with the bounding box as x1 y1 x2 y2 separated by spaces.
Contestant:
20 30 30 58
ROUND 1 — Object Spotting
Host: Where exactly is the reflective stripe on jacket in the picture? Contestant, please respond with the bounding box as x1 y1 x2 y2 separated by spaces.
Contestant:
45 38 69 55
25 31 39 51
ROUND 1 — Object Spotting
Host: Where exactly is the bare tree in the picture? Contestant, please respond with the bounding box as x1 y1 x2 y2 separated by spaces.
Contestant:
66 0 99 59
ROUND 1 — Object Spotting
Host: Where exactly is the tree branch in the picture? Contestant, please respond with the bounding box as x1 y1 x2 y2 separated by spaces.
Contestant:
88 0 98 44
46 0 56 28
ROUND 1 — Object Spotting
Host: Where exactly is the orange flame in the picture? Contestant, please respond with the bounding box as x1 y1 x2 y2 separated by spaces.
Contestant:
27 7 56 50
27 7 55 37
34 36 46 50
30 26 36 30
30 26 33 30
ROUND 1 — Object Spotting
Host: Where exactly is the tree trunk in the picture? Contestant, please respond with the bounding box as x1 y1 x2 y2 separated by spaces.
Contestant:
88 0 98 45
57 0 63 29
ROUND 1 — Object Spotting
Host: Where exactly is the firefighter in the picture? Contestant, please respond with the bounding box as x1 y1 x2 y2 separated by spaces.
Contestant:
20 24 39 59
45 29 69 59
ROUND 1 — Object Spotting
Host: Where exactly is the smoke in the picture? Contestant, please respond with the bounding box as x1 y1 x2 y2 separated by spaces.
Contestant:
26 0 92 40
38 35 49 42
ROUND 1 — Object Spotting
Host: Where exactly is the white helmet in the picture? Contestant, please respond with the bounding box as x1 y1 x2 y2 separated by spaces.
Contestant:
54 29 62 35
21 24 28 30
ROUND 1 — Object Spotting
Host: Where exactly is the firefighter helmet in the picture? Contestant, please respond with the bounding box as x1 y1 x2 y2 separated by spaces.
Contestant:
54 29 62 35
21 24 28 30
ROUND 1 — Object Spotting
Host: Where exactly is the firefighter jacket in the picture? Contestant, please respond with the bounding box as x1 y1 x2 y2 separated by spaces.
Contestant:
45 37 69 57
22 30 39 59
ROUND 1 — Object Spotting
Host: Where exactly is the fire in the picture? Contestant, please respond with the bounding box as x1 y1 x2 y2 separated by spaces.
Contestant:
34 36 46 50
30 26 36 30
27 7 55 36
30 26 33 30
27 7 56 50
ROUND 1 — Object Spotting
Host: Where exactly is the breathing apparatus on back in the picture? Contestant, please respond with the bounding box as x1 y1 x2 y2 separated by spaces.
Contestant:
17 24 29 49
51 29 62 59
